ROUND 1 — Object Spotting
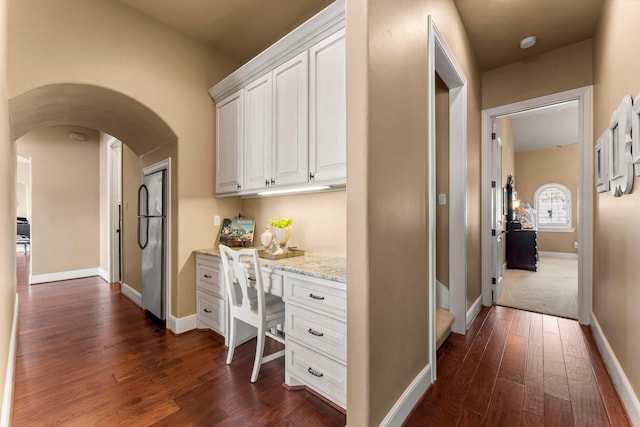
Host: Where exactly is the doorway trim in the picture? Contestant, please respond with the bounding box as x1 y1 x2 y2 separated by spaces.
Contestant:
142 159 172 330
428 16 467 376
106 138 122 283
481 86 593 325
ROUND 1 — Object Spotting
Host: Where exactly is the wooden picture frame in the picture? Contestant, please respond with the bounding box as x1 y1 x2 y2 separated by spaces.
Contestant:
217 218 256 247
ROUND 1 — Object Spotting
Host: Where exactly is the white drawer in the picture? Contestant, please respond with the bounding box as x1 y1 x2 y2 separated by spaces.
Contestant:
197 263 224 297
286 276 346 319
286 341 346 409
286 304 346 362
197 290 225 334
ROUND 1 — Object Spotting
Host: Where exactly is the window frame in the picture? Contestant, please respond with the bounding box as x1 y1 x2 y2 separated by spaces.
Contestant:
534 183 574 232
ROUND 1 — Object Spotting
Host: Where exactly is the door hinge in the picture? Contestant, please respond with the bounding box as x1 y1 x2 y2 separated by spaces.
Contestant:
491 132 497 140
491 229 496 236
491 180 496 188
491 277 496 285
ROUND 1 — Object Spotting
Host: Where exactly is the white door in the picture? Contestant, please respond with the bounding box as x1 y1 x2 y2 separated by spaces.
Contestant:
309 29 346 183
244 73 273 190
216 89 244 194
272 51 309 187
491 121 504 303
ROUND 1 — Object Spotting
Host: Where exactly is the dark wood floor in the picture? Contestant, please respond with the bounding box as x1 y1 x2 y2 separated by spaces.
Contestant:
11 254 631 426
405 304 631 426
12 253 346 426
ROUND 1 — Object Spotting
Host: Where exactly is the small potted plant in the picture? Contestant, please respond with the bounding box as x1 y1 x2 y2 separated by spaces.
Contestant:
270 217 292 248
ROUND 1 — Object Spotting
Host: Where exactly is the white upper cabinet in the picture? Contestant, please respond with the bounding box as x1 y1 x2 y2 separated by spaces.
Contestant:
272 51 309 187
309 29 346 183
244 74 273 191
216 89 243 195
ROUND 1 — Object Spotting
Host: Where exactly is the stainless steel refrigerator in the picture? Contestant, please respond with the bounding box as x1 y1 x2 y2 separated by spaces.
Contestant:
138 169 166 321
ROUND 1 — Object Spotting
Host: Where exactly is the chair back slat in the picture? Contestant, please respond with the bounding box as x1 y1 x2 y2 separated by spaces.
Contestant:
219 245 266 319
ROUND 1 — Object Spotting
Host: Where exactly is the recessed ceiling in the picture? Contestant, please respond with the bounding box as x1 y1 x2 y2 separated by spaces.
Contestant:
508 101 579 153
118 0 334 65
454 0 603 71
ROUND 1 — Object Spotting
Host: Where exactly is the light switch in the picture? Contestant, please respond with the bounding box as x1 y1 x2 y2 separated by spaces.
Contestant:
214 215 221 226
438 194 447 205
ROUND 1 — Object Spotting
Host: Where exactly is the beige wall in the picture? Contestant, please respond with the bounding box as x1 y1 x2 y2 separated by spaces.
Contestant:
515 145 579 253
16 156 30 219
436 74 450 288
593 0 640 401
122 144 142 293
17 126 101 276
8 0 241 318
346 0 482 424
483 39 593 110
241 191 346 257
0 0 15 417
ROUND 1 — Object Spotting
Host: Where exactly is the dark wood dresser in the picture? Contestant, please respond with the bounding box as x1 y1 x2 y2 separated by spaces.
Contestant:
506 228 538 271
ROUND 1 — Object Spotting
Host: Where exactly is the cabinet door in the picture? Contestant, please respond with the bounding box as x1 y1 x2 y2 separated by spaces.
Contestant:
309 29 346 183
244 74 273 190
272 51 309 187
216 89 244 195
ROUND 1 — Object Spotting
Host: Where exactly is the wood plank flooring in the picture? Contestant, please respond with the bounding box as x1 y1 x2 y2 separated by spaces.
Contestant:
11 253 631 426
405 305 631 426
12 253 346 426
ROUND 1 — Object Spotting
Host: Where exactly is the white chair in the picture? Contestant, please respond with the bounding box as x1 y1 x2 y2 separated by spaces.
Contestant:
219 245 285 382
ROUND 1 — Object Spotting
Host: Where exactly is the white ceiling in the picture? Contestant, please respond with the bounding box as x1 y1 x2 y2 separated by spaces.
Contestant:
508 101 579 153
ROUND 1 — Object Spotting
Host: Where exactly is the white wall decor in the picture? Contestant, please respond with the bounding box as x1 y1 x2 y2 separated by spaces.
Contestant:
631 92 640 176
608 95 633 197
595 129 610 193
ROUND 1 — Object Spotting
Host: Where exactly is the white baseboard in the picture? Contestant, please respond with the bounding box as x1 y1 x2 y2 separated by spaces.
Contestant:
466 295 482 329
436 280 449 309
30 267 100 284
121 282 142 307
590 313 640 426
538 251 578 259
98 268 109 283
379 364 432 427
168 314 197 335
1 295 19 427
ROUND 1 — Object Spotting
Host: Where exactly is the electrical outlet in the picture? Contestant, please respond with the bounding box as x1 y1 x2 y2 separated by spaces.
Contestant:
214 215 220 226
438 194 447 205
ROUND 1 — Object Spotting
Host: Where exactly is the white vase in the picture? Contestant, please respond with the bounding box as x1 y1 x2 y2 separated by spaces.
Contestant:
260 226 274 249
273 227 290 247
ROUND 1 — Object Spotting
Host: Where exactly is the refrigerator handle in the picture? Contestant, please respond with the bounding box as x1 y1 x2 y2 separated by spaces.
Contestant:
137 184 149 249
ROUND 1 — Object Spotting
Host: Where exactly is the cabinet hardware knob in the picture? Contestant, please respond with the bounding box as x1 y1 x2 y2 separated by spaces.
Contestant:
309 293 325 301
307 367 324 378
203 308 212 313
203 274 212 279
309 172 315 180
270 178 275 185
265 179 269 187
237 184 242 190
308 328 324 337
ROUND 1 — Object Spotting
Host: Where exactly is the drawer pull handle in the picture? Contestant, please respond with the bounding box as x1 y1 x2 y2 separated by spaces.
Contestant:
308 328 324 337
203 274 212 279
307 367 324 378
309 293 325 301
203 308 212 313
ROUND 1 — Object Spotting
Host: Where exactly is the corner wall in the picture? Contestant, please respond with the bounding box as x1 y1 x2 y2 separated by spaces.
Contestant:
593 0 640 408
0 0 16 421
346 0 482 424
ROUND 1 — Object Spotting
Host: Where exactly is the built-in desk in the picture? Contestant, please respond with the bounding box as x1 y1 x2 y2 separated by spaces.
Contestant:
193 247 347 410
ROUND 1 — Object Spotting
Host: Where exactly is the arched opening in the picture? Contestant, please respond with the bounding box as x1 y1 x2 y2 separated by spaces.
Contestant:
9 83 178 321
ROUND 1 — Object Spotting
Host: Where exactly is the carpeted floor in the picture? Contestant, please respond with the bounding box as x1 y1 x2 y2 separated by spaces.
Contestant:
497 256 578 319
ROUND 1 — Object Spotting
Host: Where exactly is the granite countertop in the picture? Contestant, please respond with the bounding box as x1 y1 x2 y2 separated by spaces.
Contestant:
194 247 347 283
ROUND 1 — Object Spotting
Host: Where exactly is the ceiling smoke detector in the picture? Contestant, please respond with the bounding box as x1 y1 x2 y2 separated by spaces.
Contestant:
519 36 537 49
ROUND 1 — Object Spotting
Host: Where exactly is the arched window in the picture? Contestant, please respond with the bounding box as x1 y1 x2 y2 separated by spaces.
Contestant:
534 183 573 231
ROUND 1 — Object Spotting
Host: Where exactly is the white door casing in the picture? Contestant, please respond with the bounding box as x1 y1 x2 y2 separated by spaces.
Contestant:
481 87 593 325
491 122 504 303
